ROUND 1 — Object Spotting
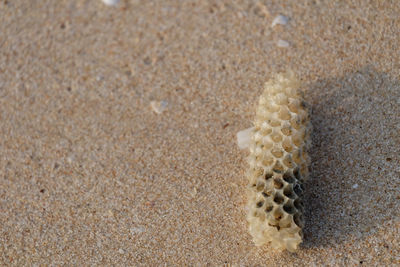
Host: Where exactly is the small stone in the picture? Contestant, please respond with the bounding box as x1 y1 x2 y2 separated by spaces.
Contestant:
272 15 289 27
237 127 254 150
150 100 168 114
352 183 359 189
102 0 120 6
277 39 289 48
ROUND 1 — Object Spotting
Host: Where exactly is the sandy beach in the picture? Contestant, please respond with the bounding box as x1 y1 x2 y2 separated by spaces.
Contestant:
0 0 399 265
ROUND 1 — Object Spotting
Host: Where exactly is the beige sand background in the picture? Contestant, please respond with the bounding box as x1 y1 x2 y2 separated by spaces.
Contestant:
0 0 399 266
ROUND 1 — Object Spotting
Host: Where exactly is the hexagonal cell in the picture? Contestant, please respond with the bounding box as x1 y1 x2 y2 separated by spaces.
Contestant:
294 199 304 211
283 202 296 214
256 181 265 192
288 99 300 113
293 213 304 228
273 178 284 189
282 155 294 168
265 205 273 213
293 183 303 196
261 138 273 149
274 93 289 105
283 185 296 199
273 193 285 204
272 161 284 173
278 106 291 120
273 209 284 221
268 119 281 127
282 138 293 152
264 171 273 180
290 117 301 130
271 147 284 158
283 171 295 184
262 155 275 166
281 123 293 136
292 133 302 148
292 150 302 164
270 131 283 143
266 103 280 112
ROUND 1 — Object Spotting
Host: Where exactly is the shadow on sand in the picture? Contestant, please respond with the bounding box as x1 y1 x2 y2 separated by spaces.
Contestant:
302 66 400 248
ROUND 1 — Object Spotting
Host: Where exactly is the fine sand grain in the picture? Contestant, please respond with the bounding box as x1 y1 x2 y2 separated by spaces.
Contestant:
0 1 399 266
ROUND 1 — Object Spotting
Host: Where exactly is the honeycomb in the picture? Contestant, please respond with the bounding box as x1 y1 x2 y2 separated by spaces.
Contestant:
246 71 312 252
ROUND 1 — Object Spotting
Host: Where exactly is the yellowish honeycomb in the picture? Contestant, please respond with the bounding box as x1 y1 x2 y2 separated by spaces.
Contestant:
246 71 312 252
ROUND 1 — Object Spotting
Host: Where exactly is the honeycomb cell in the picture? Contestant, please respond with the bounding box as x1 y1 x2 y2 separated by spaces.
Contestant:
281 124 293 136
270 131 283 143
273 193 284 204
278 106 291 120
283 202 296 214
246 71 311 252
273 178 284 189
283 171 295 184
271 147 284 158
282 138 293 152
282 155 294 168
283 185 296 199
272 161 284 173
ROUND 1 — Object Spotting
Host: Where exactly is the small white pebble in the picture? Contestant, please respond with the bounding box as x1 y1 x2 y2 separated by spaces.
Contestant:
102 0 120 6
237 127 254 150
277 39 289 48
150 100 168 114
130 227 145 235
272 15 289 27
352 183 359 189
118 248 124 254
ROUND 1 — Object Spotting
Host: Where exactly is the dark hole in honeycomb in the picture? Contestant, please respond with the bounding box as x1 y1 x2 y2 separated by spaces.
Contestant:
273 162 284 173
283 186 296 199
293 167 301 179
273 178 283 189
274 211 283 221
262 191 270 197
293 213 302 227
283 203 295 214
265 205 273 212
256 182 265 192
300 184 305 191
256 201 264 208
273 194 284 204
283 172 295 183
293 184 303 196
265 172 273 180
299 230 304 238
294 199 303 210
268 223 280 231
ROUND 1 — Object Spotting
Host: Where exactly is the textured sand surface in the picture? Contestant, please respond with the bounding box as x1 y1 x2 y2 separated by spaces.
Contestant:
0 0 399 266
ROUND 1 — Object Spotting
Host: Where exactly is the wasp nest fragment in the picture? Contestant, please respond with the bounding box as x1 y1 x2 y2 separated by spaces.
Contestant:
246 71 312 252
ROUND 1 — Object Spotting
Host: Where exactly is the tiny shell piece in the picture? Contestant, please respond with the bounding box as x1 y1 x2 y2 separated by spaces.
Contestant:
237 127 255 150
102 0 120 6
272 15 289 27
246 71 312 252
150 101 168 114
277 39 290 48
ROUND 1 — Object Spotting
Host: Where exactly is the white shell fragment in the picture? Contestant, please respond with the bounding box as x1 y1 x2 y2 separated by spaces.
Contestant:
150 100 168 114
277 39 290 48
272 15 289 27
102 0 120 6
237 127 255 150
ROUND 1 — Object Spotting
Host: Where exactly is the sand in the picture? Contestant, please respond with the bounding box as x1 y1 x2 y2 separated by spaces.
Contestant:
0 0 399 266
